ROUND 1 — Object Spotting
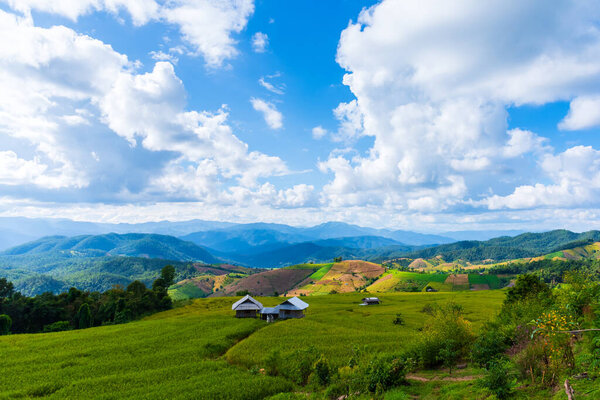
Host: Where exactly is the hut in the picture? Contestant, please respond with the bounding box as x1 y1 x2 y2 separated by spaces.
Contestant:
258 296 309 321
232 295 263 318
360 297 380 305
277 297 309 319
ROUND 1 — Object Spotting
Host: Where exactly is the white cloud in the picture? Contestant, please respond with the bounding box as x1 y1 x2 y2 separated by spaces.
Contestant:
250 97 283 130
149 50 179 64
252 32 268 53
1 0 160 25
559 96 600 130
0 9 287 200
162 0 255 67
1 0 255 67
321 0 600 211
101 62 288 188
486 146 600 209
312 126 327 139
258 75 285 94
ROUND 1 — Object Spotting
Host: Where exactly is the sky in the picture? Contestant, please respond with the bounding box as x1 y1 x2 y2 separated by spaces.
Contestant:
1 0 600 232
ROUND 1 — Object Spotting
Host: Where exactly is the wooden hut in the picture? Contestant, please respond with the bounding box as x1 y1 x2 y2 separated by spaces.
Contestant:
232 295 263 318
277 297 309 319
360 297 380 305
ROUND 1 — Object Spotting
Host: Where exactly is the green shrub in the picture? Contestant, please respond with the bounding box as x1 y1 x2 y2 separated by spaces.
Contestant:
364 355 407 393
413 302 474 368
479 359 514 399
314 356 331 385
43 321 71 333
392 313 405 326
471 327 510 368
0 314 11 335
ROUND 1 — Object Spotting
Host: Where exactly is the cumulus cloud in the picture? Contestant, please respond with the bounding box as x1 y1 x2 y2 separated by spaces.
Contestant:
559 96 600 130
486 146 600 209
0 9 288 204
321 0 600 211
1 0 255 67
252 32 268 53
250 98 283 130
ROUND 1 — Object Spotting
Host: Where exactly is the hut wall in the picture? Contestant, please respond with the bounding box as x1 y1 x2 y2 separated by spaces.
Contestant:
235 310 257 318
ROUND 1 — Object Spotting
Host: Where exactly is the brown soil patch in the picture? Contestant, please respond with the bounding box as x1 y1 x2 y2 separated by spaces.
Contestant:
408 258 428 269
470 284 490 291
214 268 314 297
445 274 468 285
328 260 385 279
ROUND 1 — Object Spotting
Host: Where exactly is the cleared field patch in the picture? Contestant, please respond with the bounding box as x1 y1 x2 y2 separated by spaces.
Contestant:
289 260 385 295
468 274 501 289
444 274 469 291
216 268 315 297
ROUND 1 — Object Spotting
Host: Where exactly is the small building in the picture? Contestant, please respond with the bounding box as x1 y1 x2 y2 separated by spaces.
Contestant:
232 295 263 318
259 306 280 322
360 297 380 305
258 296 309 321
277 297 309 319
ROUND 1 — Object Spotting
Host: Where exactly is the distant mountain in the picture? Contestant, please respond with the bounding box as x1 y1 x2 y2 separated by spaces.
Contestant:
380 229 600 262
3 233 220 264
218 239 423 268
0 217 235 251
181 221 453 258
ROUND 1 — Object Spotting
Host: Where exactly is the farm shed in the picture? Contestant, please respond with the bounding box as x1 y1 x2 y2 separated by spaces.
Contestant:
360 297 380 305
277 296 309 319
232 295 263 318
258 296 309 321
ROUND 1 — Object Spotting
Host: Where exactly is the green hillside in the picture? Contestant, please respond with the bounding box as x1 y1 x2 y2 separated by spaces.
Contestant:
0 292 504 399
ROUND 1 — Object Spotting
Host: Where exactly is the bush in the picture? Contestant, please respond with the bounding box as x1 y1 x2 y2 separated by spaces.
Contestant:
0 314 11 335
314 356 331 385
236 290 250 296
413 302 474 368
479 359 514 399
364 355 407 393
471 327 510 368
392 313 405 326
43 321 71 333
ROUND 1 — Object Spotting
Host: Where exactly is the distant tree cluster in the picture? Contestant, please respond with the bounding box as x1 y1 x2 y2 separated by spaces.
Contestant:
0 266 175 335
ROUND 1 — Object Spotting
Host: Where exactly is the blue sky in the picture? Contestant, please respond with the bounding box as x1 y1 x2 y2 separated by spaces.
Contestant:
1 0 600 232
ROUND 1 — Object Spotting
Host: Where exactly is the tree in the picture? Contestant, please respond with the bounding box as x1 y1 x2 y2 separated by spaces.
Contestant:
161 265 176 287
333 257 342 263
0 314 12 335
0 278 14 298
77 303 92 329
505 274 551 305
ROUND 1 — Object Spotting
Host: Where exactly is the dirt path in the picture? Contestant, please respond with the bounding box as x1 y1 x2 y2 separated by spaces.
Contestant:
406 374 481 382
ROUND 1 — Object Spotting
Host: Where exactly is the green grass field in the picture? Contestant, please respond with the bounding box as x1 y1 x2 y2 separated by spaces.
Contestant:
0 291 506 399
168 281 210 301
467 274 501 289
308 263 334 280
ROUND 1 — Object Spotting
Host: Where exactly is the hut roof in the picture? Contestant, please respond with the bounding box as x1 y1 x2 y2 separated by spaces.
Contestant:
362 297 380 302
259 306 280 314
278 296 309 311
232 295 263 311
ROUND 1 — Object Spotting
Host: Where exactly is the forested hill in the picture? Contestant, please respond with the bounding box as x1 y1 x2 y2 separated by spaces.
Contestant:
379 229 600 262
2 233 219 264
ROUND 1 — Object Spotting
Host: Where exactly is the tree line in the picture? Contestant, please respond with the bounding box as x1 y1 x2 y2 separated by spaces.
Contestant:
0 265 176 335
